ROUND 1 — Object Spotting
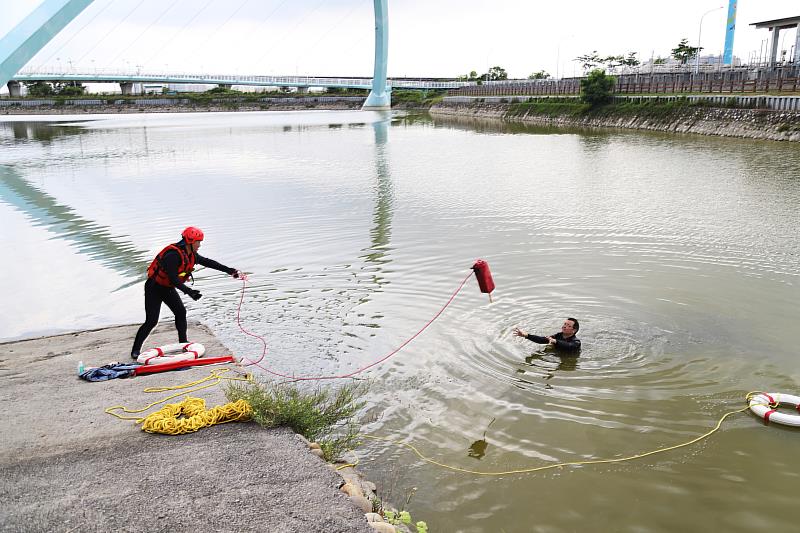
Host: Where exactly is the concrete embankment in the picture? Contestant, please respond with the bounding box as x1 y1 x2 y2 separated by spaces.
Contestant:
0 323 377 533
430 99 800 142
0 96 364 115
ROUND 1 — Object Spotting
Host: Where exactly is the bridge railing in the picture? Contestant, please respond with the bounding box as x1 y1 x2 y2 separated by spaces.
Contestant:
13 69 475 90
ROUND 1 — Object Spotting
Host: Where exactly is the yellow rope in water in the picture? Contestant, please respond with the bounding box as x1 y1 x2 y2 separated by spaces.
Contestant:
361 397 764 476
104 367 253 423
140 396 252 435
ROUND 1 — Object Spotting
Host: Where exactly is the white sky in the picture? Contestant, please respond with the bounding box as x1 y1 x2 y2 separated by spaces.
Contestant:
1 0 798 79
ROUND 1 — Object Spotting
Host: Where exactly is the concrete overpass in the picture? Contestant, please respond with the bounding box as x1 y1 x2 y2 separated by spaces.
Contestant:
6 71 473 97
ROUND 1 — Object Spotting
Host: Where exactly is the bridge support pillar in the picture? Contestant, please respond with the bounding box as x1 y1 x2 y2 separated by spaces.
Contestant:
7 81 22 97
363 0 391 110
120 82 133 96
297 86 308 94
218 84 232 90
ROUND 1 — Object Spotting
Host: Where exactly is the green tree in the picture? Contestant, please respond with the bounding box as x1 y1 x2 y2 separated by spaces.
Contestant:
205 86 240 95
23 81 54 97
575 51 602 71
671 38 701 64
52 81 86 96
622 52 640 70
580 69 615 106
603 54 625 72
482 66 507 81
527 70 551 79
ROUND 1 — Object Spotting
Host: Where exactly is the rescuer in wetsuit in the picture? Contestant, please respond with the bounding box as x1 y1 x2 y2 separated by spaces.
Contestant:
130 226 240 359
513 318 581 353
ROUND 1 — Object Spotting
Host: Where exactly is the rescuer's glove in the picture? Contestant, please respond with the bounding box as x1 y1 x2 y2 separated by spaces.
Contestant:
187 289 202 301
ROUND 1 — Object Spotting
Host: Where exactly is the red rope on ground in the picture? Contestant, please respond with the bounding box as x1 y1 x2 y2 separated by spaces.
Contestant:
234 270 474 381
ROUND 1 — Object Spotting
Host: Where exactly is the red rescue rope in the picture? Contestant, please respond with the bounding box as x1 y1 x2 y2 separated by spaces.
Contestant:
234 270 474 381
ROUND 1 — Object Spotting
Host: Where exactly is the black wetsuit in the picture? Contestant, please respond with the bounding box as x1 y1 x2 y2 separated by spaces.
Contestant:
525 332 581 353
131 244 235 356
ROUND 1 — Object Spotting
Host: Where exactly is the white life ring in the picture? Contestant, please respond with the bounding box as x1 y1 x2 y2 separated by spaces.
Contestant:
137 342 206 365
748 392 800 427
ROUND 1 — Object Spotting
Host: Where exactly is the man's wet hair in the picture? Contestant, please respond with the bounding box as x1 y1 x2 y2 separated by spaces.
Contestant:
567 317 579 333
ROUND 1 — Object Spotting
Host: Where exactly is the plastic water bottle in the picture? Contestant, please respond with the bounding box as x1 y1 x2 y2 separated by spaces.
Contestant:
77 360 85 375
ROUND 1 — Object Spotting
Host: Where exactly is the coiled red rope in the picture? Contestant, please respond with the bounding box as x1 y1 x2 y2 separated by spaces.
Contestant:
233 270 474 381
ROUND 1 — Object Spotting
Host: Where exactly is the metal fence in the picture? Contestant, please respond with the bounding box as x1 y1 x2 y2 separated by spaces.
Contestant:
616 75 799 94
450 70 800 97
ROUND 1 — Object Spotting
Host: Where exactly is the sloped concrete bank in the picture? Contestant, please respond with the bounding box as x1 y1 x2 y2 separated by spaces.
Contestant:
0 323 383 533
430 100 800 142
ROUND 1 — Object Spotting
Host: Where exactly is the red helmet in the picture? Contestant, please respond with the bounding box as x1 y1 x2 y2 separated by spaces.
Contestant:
181 226 204 244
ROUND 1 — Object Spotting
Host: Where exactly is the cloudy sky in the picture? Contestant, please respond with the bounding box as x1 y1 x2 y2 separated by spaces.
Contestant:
2 0 798 79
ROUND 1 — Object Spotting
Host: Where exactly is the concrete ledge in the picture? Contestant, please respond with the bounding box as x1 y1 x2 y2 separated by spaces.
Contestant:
0 323 374 533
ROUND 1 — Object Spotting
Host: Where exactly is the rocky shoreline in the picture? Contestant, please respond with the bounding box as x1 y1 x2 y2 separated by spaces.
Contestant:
430 100 800 142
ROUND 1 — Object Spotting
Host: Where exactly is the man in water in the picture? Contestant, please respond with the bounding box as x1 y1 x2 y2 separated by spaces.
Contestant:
130 226 240 359
513 318 581 353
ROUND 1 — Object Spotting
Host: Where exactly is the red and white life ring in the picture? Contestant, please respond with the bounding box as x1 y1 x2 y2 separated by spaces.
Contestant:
137 342 206 365
748 392 800 427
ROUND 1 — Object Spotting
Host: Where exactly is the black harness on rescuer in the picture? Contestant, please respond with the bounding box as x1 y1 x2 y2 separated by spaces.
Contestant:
147 244 195 287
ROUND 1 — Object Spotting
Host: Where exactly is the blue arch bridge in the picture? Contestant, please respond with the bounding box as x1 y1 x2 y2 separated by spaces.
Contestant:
1 0 472 108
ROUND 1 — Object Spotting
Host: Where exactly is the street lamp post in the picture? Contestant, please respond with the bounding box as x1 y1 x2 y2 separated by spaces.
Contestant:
695 6 724 74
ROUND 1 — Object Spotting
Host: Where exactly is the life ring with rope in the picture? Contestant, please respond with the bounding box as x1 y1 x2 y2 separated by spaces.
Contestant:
748 392 800 426
137 342 206 365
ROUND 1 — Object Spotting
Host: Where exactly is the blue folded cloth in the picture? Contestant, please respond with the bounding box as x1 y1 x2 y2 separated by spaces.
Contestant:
79 362 142 382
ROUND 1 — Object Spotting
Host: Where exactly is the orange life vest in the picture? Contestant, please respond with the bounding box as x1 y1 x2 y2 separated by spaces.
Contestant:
147 244 196 287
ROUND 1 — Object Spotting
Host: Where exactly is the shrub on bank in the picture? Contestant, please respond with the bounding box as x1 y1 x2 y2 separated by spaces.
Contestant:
580 69 615 106
225 379 367 462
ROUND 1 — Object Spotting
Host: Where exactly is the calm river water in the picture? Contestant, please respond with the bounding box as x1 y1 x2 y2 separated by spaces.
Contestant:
1 110 798 532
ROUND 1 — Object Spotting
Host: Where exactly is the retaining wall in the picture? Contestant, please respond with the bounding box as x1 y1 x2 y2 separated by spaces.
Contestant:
432 99 800 142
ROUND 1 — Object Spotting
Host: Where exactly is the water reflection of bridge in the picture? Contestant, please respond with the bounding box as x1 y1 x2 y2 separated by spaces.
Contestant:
0 161 151 285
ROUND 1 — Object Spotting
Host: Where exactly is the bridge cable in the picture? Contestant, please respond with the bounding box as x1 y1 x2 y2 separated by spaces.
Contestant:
294 0 370 72
106 0 180 70
234 0 292 57
253 0 330 72
142 0 216 69
34 0 116 71
73 0 149 67
193 0 253 63
340 19 375 64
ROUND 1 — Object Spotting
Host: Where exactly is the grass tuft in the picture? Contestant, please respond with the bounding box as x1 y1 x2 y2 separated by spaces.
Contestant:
225 379 367 462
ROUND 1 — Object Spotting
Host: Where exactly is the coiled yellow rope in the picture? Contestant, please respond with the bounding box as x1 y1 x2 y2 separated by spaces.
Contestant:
140 396 252 435
105 368 254 435
360 393 772 477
